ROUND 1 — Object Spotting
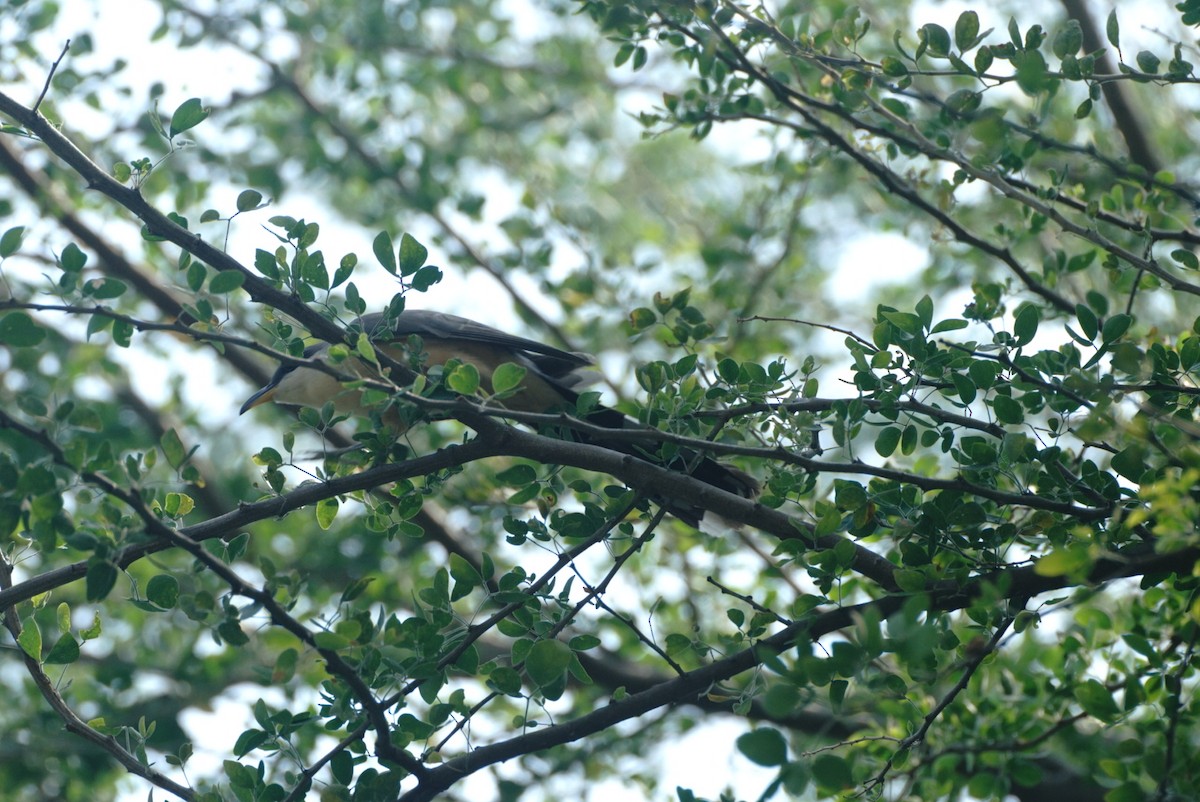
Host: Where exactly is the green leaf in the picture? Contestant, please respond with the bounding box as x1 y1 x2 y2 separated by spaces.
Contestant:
254 248 280 280
301 250 328 289
56 602 71 634
17 619 42 661
1171 249 1199 270
0 225 25 257
169 97 210 139
84 277 128 300
313 631 351 651
568 634 601 651
236 189 263 212
316 497 339 530
1106 782 1149 802
353 332 376 363
446 363 480 395
496 464 537 486
1075 678 1120 721
632 45 647 71
629 307 656 330
920 23 951 57
1101 313 1132 343
330 750 354 786
1075 304 1098 341
86 560 118 601
975 47 994 73
1106 10 1120 49
736 727 787 767
714 357 740 384
146 575 179 609
881 310 923 335
272 649 298 684
1135 50 1159 74
952 373 977 404
140 224 165 242
372 231 397 274
894 569 927 592
812 754 853 789
411 264 442 292
992 394 1024 424
1034 546 1092 577
490 362 527 395
398 232 428 275
334 253 357 288
834 480 867 509
613 42 634 68
915 295 934 329
339 578 374 605
1012 49 1050 95
875 426 901 458
253 698 273 731
233 729 269 757
1110 445 1145 482
44 633 81 665
80 611 102 640
298 221 320 249
930 318 967 334
449 553 480 601
954 11 979 51
1013 304 1039 345
488 665 523 696
1052 20 1083 58
112 318 134 348
0 313 47 347
209 270 246 294
161 429 187 469
525 639 571 689
762 683 801 716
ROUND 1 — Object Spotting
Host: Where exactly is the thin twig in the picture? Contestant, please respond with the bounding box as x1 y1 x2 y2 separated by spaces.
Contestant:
33 40 71 112
861 614 1016 796
1155 621 1198 801
742 314 876 350
707 576 794 627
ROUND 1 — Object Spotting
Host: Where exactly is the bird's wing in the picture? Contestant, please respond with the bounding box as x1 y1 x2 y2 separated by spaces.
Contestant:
361 311 592 369
352 310 594 389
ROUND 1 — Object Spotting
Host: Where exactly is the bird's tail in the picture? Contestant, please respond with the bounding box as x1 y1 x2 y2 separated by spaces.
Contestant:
548 403 758 529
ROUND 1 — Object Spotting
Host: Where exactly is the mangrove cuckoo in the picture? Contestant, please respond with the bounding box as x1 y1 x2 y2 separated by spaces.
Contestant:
240 311 757 525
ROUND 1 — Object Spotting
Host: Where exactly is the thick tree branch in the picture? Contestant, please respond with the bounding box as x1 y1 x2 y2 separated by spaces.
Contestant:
400 533 1188 801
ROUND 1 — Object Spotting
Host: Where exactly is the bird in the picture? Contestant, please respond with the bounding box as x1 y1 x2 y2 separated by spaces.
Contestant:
240 310 757 526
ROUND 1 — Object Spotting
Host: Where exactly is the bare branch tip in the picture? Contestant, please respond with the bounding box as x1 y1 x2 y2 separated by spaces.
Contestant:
33 40 72 113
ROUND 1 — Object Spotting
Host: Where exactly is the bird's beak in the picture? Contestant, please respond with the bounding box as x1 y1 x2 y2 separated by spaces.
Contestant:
239 384 278 414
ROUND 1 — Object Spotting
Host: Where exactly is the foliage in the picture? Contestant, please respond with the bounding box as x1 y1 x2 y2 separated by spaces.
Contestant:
1 0 1199 801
